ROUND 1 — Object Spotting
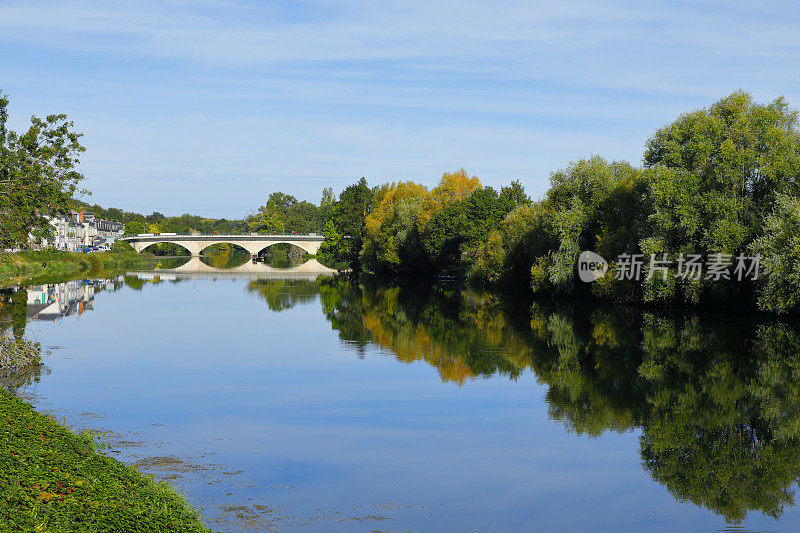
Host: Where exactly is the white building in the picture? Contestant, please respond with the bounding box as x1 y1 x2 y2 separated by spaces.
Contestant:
32 210 125 250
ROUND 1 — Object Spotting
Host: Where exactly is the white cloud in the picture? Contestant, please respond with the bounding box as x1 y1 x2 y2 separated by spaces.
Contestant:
1 0 799 213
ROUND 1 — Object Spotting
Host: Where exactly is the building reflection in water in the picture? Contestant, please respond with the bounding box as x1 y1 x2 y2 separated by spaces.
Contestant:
26 278 126 323
1 278 126 334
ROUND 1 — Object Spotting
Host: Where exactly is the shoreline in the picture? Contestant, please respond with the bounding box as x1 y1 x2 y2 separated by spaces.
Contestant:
0 387 211 532
0 248 155 286
0 333 211 531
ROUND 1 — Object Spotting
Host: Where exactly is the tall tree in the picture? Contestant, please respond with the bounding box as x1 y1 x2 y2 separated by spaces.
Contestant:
318 177 373 270
0 92 86 249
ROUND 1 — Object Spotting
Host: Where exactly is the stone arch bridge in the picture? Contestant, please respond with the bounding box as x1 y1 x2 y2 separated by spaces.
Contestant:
120 233 323 256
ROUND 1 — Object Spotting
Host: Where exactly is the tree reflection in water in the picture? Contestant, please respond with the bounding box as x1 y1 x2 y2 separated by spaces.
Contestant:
247 279 320 312
316 277 800 524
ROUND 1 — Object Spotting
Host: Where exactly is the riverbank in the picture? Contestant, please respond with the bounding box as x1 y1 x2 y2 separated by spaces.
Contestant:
0 387 211 532
0 246 154 285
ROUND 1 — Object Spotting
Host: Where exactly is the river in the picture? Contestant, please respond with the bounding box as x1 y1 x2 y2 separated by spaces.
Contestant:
3 257 800 532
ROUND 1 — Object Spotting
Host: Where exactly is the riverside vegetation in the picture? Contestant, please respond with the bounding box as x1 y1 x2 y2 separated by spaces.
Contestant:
316 91 800 313
0 243 153 285
0 299 211 532
0 387 210 532
6 89 800 311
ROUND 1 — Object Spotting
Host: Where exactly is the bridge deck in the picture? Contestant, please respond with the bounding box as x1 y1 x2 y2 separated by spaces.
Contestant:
120 234 323 241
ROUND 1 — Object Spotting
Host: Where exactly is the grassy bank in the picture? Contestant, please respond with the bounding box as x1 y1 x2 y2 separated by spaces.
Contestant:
0 388 211 532
0 245 154 285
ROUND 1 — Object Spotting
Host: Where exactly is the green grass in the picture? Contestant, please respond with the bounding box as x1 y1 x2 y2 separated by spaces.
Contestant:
0 388 212 532
0 245 154 285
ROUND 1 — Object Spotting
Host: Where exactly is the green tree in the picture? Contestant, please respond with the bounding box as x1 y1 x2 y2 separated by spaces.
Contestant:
0 92 86 248
361 181 429 274
123 219 149 235
641 91 800 304
247 210 285 233
499 179 530 209
318 177 373 270
751 194 800 312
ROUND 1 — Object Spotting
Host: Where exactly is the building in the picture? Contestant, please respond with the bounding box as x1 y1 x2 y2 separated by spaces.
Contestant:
31 210 125 250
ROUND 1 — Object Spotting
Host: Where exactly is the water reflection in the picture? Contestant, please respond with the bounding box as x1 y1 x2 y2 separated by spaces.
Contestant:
248 280 320 312
5 273 800 528
317 279 800 524
153 248 315 271
145 256 337 278
1 278 125 335
199 248 251 269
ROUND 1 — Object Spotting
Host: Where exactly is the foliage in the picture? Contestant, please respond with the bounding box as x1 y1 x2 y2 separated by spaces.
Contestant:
0 388 210 532
361 181 429 274
471 200 558 287
640 91 800 305
317 177 373 270
0 249 153 285
246 192 324 235
466 92 800 312
316 92 800 312
0 92 86 249
358 169 528 277
751 194 800 312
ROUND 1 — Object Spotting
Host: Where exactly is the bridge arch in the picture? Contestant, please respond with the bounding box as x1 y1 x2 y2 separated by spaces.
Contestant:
253 241 315 256
124 234 322 256
195 242 251 256
139 241 195 256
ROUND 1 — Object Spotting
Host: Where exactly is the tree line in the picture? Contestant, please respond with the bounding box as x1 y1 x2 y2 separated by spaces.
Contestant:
318 91 800 313
5 88 800 312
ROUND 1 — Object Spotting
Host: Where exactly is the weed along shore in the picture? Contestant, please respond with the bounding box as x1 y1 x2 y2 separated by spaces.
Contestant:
0 246 154 285
0 387 211 532
0 333 211 532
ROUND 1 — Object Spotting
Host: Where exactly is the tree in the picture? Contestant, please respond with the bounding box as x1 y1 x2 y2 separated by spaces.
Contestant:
247 209 285 233
318 177 373 270
284 200 323 233
751 194 800 313
499 179 530 208
644 91 800 223
639 92 800 305
0 92 86 249
421 186 510 274
320 186 335 222
320 187 335 208
124 219 149 235
247 192 323 235
361 181 429 274
265 192 297 216
416 168 481 232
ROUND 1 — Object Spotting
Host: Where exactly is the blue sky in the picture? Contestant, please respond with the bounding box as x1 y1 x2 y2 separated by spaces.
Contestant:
1 0 799 217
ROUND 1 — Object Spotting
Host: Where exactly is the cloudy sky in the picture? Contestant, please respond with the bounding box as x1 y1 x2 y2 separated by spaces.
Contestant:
1 0 798 216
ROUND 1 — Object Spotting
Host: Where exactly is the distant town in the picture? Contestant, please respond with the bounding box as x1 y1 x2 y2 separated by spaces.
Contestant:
29 210 125 252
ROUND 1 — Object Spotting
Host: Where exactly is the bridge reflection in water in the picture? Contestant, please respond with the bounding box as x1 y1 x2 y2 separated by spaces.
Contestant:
129 257 338 281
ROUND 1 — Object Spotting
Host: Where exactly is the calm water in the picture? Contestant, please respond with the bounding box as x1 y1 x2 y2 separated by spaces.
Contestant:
3 260 800 532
